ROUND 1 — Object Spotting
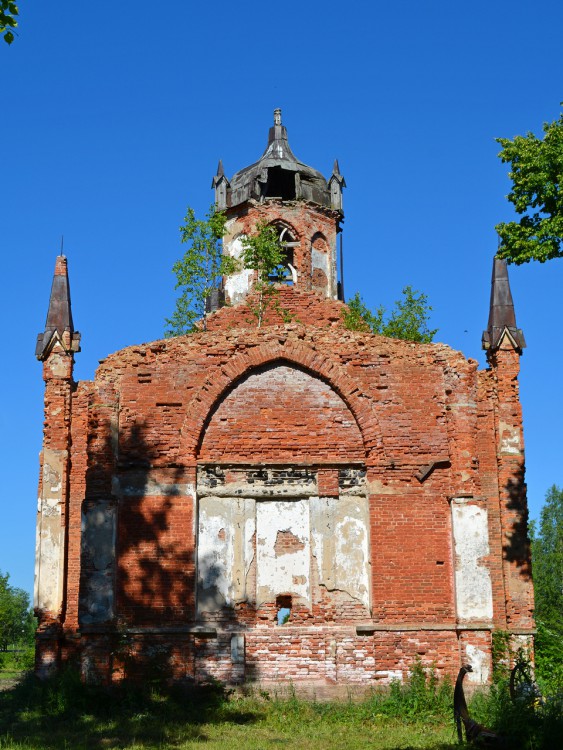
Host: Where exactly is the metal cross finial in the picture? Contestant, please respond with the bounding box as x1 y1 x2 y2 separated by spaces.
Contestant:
274 108 282 126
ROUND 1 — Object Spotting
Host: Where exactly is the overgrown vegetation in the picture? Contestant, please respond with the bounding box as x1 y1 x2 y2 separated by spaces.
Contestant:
342 287 437 342
239 221 286 327
470 665 563 750
165 206 239 336
166 209 290 334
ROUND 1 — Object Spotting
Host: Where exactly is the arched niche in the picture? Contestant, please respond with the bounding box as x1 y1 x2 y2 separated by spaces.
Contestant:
311 232 329 296
198 362 365 463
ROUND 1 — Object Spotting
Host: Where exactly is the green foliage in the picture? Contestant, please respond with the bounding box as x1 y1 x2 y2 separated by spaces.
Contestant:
496 108 563 264
530 485 563 693
382 659 452 722
343 286 437 343
470 669 563 750
491 628 512 682
240 222 285 327
0 1 18 45
0 571 33 653
165 206 238 336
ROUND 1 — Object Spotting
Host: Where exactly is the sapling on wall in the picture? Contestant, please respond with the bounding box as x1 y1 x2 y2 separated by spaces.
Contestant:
166 206 238 336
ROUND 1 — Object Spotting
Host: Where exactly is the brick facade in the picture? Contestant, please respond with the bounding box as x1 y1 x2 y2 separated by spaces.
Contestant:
34 112 534 689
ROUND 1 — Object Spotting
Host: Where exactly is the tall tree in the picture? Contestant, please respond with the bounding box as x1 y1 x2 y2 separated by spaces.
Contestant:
0 571 32 652
530 486 563 690
342 286 437 343
496 108 563 264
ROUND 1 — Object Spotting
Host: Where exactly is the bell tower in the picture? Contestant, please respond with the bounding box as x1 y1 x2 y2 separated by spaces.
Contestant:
212 109 345 305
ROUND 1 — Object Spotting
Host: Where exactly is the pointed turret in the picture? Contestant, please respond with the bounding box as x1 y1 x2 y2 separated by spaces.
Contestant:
211 159 229 210
35 255 81 361
328 158 346 211
482 257 526 353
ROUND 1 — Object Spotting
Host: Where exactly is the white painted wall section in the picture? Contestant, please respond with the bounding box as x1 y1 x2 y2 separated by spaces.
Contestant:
451 499 493 620
256 499 310 606
224 235 254 305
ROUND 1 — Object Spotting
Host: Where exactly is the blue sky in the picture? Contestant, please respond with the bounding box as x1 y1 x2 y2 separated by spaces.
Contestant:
2 1 563 595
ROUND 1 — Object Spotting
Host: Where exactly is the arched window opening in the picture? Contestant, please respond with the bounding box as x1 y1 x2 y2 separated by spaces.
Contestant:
268 225 299 285
311 232 329 295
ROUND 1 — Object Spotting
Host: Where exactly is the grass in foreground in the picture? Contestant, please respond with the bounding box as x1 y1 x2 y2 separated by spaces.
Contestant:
0 660 561 750
0 668 460 750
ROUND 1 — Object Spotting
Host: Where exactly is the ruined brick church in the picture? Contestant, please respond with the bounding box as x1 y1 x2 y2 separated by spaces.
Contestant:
34 110 534 687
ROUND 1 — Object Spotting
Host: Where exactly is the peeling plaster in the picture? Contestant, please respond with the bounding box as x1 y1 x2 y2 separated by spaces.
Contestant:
465 643 490 684
224 235 254 305
499 421 521 455
34 449 66 613
256 500 310 606
451 499 493 621
311 496 370 608
312 247 329 277
198 496 256 612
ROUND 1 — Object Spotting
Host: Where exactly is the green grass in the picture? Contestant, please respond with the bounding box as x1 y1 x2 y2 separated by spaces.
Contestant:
0 661 561 749
0 668 460 750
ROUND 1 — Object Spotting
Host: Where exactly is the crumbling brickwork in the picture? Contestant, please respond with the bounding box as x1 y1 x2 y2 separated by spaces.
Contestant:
34 112 534 690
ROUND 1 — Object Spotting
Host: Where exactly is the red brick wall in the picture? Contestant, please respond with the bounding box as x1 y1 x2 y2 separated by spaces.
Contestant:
37 286 534 685
199 364 365 462
224 200 340 297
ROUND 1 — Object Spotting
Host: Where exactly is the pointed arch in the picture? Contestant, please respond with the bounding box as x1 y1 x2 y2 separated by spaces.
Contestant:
179 340 385 463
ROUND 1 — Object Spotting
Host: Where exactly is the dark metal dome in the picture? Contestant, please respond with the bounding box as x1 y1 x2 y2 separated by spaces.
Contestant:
228 109 331 207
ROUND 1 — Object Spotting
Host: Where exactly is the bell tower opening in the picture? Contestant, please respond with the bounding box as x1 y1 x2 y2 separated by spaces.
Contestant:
268 225 298 285
264 166 296 200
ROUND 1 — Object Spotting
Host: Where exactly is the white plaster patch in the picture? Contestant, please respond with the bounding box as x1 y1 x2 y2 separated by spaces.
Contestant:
499 421 521 455
198 500 235 608
465 644 490 684
451 500 493 621
35 509 63 612
256 499 310 605
224 235 254 304
312 247 329 275
311 496 370 609
197 496 256 612
334 508 370 608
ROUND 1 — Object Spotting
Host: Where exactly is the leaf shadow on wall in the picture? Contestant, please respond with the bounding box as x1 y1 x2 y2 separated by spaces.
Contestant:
81 420 240 685
502 464 533 580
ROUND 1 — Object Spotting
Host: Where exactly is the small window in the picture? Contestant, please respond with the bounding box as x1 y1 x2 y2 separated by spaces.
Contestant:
276 594 292 625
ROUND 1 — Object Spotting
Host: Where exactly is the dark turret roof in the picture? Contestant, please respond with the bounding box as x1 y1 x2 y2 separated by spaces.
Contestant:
36 255 81 360
482 257 526 352
228 109 332 207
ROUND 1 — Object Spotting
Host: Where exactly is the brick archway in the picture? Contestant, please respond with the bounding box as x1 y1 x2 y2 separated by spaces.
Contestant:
179 339 385 462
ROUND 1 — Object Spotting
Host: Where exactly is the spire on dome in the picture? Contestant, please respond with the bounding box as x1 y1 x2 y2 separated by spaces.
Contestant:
226 110 332 207
482 257 526 353
212 159 229 210
329 158 346 211
35 255 81 361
